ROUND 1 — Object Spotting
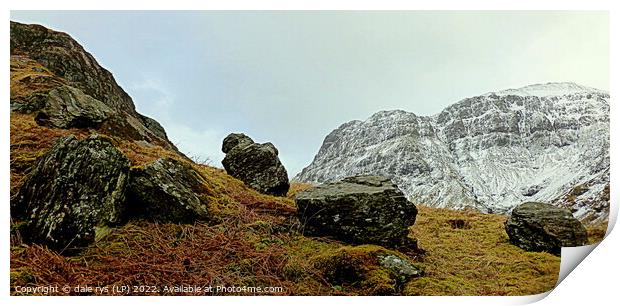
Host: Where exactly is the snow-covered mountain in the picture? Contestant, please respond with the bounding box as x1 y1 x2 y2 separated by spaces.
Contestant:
295 82 610 224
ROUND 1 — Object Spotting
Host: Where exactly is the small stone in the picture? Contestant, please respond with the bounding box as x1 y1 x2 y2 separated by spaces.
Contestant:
378 254 423 280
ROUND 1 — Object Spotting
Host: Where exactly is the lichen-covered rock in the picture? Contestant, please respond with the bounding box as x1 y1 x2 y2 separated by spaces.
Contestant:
505 202 588 255
377 254 423 282
221 133 289 196
34 85 114 128
313 245 423 295
295 175 418 247
127 158 210 223
13 134 130 252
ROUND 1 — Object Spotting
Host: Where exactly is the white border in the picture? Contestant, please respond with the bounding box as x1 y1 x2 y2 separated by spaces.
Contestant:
2 1 617 305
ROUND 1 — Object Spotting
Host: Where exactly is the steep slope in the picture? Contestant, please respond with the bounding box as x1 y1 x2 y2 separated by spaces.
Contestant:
10 21 173 148
295 83 609 223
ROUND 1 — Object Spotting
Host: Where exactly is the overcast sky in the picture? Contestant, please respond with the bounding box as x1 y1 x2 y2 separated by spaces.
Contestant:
10 11 609 176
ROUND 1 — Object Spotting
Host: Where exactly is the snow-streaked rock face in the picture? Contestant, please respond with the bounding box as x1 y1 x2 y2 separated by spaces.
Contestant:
295 82 609 224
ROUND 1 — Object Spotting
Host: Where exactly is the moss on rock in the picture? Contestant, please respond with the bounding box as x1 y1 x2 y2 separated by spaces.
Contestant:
14 134 130 253
312 245 422 295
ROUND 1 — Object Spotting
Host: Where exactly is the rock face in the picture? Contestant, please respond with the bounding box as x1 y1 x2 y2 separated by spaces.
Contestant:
127 158 210 223
295 175 418 247
35 85 114 128
13 135 130 252
221 133 290 196
10 21 176 149
505 202 588 255
295 82 609 224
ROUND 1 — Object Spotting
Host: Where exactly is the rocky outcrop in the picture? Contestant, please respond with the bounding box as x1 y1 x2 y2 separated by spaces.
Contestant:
295 175 418 247
10 21 136 112
34 85 114 128
221 133 290 196
505 202 588 255
10 55 66 113
139 114 169 140
10 21 176 149
13 135 130 252
295 82 609 224
126 158 210 223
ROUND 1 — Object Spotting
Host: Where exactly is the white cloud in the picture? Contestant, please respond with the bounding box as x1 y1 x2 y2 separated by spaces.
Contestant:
165 123 226 166
128 77 225 166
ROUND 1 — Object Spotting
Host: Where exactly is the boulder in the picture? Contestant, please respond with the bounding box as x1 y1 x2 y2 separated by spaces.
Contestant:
221 133 289 196
295 175 418 247
127 158 210 223
505 202 588 255
34 85 114 129
13 134 130 252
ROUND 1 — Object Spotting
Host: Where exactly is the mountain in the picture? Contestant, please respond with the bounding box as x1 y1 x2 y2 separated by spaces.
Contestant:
295 82 610 224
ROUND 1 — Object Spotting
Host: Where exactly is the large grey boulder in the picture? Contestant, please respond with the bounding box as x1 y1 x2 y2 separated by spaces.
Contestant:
13 134 130 252
126 158 210 223
505 202 588 255
296 175 418 247
34 85 114 129
221 133 289 196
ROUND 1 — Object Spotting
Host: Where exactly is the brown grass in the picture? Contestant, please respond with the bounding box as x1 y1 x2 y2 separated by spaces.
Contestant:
196 165 297 217
11 202 565 296
11 216 294 296
10 113 90 196
586 222 608 244
117 140 185 167
10 55 65 101
404 205 560 296
287 182 314 199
